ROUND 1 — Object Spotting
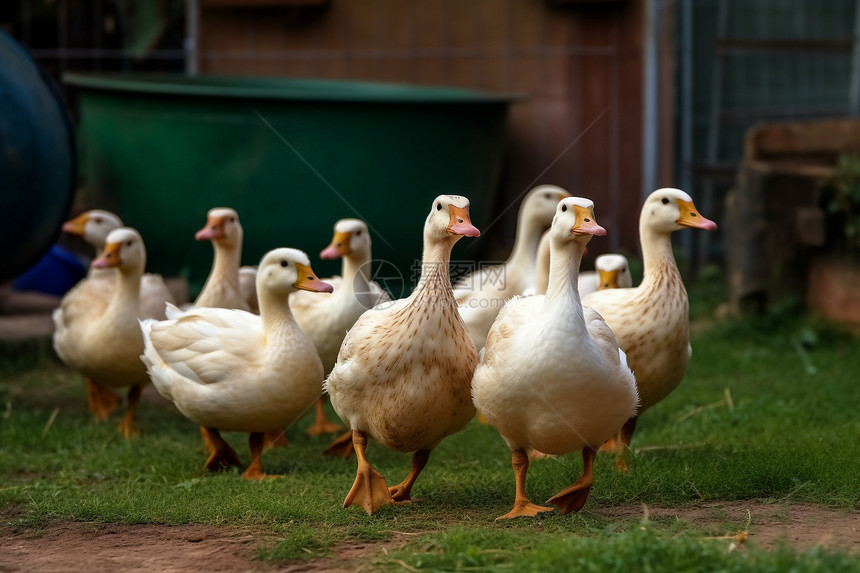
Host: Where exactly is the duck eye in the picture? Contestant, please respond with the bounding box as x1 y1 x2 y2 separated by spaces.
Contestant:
280 260 288 267
436 203 442 211
94 217 101 223
229 217 235 222
126 240 133 247
544 193 551 199
561 205 567 212
662 198 669 204
356 230 362 236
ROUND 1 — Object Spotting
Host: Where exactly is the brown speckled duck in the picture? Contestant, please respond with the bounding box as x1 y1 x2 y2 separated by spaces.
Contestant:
581 188 716 470
324 195 480 515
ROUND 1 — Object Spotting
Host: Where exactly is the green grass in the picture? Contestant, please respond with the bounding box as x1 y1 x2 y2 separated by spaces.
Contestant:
1 279 859 570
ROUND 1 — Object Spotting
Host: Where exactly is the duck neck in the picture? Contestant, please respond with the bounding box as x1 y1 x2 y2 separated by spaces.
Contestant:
209 240 241 290
507 212 545 273
258 290 298 341
639 224 682 293
105 266 142 319
341 251 371 295
413 237 456 305
543 236 584 312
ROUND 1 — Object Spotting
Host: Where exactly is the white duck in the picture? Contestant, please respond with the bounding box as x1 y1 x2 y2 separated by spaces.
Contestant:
582 188 716 470
325 195 480 515
60 209 176 321
140 248 332 480
472 197 638 520
290 218 390 436
455 185 570 350
52 227 155 437
193 207 252 312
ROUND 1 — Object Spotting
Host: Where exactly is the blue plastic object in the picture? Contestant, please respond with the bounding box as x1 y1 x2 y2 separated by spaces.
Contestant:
13 245 87 296
0 31 77 282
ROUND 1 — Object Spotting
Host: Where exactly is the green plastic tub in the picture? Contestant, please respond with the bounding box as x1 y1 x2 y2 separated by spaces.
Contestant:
63 73 519 296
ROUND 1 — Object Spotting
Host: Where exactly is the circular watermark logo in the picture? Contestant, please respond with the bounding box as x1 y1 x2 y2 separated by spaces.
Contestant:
352 259 406 310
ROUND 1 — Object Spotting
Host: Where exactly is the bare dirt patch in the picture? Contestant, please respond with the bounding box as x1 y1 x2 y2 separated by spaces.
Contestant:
0 522 277 573
1 502 856 572
597 500 859 553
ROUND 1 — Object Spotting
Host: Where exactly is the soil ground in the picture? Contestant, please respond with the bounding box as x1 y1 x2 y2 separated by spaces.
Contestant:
1 501 857 572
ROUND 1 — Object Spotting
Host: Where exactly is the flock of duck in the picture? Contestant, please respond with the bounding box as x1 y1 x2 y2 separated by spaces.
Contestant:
50 185 716 520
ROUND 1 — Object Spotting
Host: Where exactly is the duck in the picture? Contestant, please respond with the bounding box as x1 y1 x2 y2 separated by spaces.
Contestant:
193 207 252 312
191 208 291 448
52 227 155 437
324 195 480 515
581 254 633 296
290 219 390 436
60 209 176 321
581 188 716 470
61 209 122 279
140 248 333 480
472 197 638 520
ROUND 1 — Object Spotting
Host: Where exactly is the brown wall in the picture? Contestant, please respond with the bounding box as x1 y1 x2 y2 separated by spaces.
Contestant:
198 0 647 260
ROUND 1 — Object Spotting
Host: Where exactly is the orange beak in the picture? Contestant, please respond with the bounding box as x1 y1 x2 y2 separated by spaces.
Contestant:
320 231 352 259
294 263 334 293
195 215 227 241
677 200 717 231
62 213 89 236
447 205 481 237
571 205 606 237
597 269 620 290
91 241 122 269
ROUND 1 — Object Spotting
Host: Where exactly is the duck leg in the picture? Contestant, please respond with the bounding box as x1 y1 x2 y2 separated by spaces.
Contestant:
202 427 242 471
496 449 554 521
263 429 289 449
612 416 638 472
546 447 596 515
117 384 142 438
86 378 120 421
242 432 270 480
343 430 391 515
305 397 344 436
324 430 355 458
200 426 217 455
389 448 431 502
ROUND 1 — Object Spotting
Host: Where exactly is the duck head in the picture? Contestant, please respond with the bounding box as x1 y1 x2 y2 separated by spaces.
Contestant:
641 188 717 233
257 248 333 297
195 207 243 248
91 227 147 273
62 209 123 250
424 195 481 243
521 184 572 229
320 219 371 260
551 197 607 246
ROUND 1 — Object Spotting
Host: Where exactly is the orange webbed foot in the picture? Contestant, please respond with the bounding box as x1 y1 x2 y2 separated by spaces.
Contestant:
344 465 391 515
495 500 555 521
306 419 344 436
546 481 593 515
117 417 139 439
86 379 120 421
324 430 355 458
204 446 242 472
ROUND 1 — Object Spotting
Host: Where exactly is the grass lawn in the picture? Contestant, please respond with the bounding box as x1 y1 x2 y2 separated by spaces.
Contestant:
1 278 858 571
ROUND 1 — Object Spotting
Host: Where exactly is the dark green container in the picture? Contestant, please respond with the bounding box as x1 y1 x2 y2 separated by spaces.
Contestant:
63 73 519 297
